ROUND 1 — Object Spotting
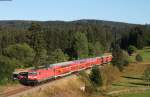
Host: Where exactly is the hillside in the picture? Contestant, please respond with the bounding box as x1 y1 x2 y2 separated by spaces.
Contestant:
0 19 139 30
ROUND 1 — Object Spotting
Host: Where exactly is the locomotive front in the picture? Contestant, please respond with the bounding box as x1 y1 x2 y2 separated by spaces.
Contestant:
19 70 38 85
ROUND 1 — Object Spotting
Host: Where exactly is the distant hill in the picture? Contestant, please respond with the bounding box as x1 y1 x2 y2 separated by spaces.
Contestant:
0 19 140 30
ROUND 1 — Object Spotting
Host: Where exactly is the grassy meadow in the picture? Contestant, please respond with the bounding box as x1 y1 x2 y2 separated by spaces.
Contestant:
110 47 150 97
130 47 150 62
117 90 150 97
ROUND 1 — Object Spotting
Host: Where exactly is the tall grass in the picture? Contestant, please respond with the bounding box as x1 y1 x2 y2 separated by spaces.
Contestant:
21 78 87 97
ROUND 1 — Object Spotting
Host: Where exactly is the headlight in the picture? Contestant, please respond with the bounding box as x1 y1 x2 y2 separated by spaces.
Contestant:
33 76 37 79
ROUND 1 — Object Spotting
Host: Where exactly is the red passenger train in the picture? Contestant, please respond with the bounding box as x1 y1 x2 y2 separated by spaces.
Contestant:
17 55 112 85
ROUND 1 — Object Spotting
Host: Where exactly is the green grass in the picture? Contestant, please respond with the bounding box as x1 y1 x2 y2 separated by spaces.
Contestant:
110 62 149 92
111 75 147 91
130 47 150 62
139 47 150 62
109 47 150 96
117 90 150 97
111 75 150 97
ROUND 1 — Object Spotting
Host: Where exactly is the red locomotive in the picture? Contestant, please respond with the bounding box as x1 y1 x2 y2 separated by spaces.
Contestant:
17 55 112 85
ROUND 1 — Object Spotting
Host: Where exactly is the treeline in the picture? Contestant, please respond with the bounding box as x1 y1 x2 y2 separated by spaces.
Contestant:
0 20 150 63
0 20 150 84
0 20 150 54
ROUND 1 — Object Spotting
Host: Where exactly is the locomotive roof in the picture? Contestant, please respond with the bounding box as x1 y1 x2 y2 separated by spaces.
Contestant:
74 57 97 63
13 68 30 74
32 55 110 70
49 57 98 67
49 61 74 67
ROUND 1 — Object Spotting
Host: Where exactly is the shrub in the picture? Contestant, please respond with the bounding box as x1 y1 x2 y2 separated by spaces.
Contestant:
79 67 104 94
136 54 143 62
90 66 103 87
78 71 95 93
128 45 137 55
112 47 130 71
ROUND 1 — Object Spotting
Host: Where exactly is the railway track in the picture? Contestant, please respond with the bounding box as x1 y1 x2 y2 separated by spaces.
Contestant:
0 74 77 97
0 86 32 97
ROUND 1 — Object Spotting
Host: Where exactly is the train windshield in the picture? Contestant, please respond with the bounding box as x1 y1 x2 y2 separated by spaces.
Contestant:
19 72 28 76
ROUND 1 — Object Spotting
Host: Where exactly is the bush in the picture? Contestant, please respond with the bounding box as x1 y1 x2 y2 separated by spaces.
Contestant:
112 47 130 71
78 71 95 94
128 45 137 55
78 67 104 94
136 54 143 62
90 66 103 87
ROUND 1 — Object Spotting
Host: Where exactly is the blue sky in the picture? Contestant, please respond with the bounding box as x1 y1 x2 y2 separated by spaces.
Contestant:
0 0 149 24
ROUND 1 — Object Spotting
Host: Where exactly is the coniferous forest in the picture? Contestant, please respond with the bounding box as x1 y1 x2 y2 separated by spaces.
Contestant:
0 19 150 84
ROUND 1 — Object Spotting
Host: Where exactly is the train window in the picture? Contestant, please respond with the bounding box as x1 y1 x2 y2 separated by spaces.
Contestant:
80 61 86 63
29 72 37 76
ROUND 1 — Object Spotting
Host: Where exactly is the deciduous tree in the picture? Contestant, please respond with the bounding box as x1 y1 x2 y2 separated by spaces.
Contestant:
4 43 35 67
0 56 15 84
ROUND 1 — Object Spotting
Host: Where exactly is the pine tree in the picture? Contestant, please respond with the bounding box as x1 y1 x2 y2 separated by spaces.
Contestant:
88 42 95 57
28 22 47 67
88 42 104 57
47 49 69 64
94 42 104 56
136 34 144 49
73 32 89 59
